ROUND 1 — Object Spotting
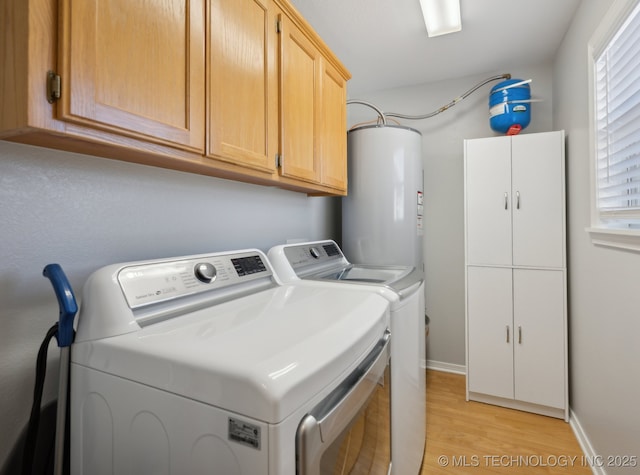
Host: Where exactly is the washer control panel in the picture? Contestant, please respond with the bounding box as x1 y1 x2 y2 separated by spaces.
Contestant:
118 251 270 309
283 241 344 271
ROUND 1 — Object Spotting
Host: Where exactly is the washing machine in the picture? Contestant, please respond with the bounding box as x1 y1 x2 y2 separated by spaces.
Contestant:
268 240 426 475
70 249 392 475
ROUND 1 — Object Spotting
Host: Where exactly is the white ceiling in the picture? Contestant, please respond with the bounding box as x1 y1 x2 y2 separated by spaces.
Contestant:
289 0 582 96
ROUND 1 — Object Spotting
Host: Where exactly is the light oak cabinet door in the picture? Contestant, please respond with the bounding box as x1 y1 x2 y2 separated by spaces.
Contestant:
319 59 348 190
207 0 278 173
279 14 322 184
58 0 205 152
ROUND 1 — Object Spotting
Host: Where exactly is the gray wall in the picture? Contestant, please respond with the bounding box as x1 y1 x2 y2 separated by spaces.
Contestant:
348 63 554 369
0 141 339 468
553 0 640 470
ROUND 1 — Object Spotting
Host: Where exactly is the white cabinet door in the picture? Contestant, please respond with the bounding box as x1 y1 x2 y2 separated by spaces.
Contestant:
512 132 565 267
465 137 512 266
466 131 565 268
468 267 566 410
467 266 513 399
513 269 566 409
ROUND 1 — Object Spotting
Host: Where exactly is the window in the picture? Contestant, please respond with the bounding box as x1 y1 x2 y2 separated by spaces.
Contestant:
588 0 640 251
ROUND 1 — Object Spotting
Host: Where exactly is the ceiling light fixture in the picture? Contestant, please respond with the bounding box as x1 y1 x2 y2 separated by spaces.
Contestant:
419 0 462 37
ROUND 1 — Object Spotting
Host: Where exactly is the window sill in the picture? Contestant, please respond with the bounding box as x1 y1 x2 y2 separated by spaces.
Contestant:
586 227 640 253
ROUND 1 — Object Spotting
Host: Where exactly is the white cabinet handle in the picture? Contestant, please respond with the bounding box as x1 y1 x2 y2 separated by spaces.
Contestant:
506 325 510 343
516 191 520 209
518 326 522 344
504 192 508 210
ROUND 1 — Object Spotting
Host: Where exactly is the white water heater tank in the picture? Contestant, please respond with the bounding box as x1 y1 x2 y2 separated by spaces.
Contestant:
342 125 424 271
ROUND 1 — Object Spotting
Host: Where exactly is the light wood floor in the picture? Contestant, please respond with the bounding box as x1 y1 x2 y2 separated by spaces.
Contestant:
421 370 591 474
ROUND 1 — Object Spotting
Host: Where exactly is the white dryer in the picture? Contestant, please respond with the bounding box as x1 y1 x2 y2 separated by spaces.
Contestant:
70 249 392 475
268 240 426 475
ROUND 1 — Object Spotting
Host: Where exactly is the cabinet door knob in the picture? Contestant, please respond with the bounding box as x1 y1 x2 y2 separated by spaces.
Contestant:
518 325 523 344
506 325 510 343
516 191 521 209
504 192 509 210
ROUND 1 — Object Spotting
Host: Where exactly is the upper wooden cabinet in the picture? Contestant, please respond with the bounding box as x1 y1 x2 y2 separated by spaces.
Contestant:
318 59 348 190
58 0 205 152
207 0 278 174
279 17 348 190
0 0 350 195
279 12 322 184
207 0 350 193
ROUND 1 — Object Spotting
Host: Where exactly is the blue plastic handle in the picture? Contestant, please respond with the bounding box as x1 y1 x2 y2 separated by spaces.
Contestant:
43 264 78 348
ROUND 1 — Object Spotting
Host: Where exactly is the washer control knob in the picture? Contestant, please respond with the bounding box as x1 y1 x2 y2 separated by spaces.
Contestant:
194 262 217 283
309 247 321 259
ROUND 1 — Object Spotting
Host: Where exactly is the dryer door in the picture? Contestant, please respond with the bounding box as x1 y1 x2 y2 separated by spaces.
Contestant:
296 331 391 475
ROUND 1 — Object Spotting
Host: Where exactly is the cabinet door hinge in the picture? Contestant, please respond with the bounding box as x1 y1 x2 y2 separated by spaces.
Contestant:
275 153 282 168
47 71 61 104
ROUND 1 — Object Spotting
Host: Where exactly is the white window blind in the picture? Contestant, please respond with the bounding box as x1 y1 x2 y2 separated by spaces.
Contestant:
594 0 640 224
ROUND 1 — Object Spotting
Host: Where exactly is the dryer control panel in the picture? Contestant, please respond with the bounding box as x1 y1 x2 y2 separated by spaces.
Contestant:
118 251 271 310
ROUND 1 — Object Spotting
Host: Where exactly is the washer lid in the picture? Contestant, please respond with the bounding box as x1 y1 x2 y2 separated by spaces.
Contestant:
314 264 423 299
268 240 423 298
317 264 411 284
71 284 389 424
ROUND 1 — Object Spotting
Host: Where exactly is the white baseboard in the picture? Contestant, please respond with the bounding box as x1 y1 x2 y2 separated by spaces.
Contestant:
569 409 605 475
426 359 466 375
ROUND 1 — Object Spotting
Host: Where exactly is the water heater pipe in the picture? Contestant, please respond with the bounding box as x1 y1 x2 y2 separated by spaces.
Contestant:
347 73 511 123
345 99 388 125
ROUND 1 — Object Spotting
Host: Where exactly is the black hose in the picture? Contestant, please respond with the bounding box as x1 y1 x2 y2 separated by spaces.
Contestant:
22 323 59 475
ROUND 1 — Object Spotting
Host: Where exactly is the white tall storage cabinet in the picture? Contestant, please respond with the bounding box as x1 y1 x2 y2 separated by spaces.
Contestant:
464 131 568 421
